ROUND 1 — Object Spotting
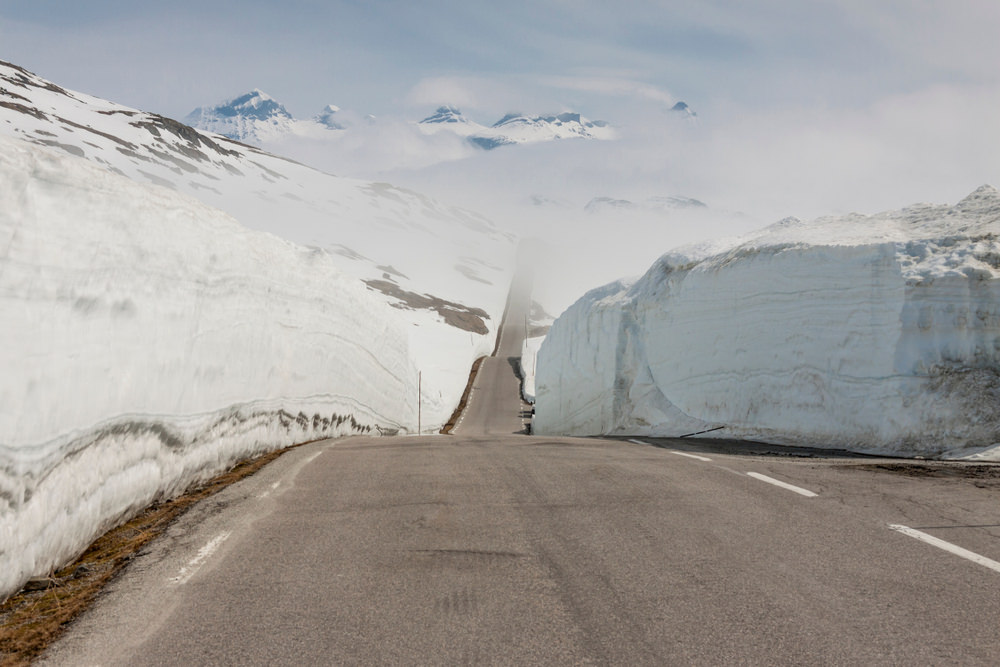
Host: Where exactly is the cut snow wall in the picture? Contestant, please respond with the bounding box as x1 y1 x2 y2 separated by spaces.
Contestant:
535 187 1000 457
0 136 417 598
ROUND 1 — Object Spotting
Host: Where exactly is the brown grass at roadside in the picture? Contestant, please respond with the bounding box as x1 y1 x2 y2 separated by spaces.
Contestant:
441 356 486 434
0 445 298 666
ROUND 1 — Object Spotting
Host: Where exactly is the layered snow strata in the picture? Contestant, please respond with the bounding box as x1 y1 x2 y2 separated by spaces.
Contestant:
535 186 1000 459
0 135 419 598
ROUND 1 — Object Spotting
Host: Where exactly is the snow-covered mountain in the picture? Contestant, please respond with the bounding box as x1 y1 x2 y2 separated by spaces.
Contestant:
534 186 1000 460
416 107 615 149
670 101 697 120
183 89 346 143
466 111 615 150
313 103 345 129
584 195 707 214
184 89 617 153
183 89 297 143
417 105 486 137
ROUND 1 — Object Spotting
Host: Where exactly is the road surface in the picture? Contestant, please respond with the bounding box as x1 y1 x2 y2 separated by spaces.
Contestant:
43 282 1000 665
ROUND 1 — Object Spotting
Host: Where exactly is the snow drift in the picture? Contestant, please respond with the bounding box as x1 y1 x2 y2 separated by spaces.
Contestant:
0 135 421 598
534 186 1000 459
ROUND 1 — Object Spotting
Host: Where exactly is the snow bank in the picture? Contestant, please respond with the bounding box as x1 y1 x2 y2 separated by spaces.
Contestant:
519 336 546 403
535 186 1000 460
0 135 419 598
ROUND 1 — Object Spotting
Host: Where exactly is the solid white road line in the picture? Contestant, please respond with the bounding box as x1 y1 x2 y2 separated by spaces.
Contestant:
169 531 232 584
669 450 712 462
628 439 712 461
746 472 818 497
889 524 1000 574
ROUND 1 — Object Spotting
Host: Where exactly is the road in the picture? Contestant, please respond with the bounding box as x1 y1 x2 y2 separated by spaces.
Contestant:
43 283 1000 665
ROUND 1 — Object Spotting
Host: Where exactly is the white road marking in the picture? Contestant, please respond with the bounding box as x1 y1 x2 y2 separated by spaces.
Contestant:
629 439 713 462
669 451 712 462
169 531 232 584
889 524 1000 574
746 472 818 497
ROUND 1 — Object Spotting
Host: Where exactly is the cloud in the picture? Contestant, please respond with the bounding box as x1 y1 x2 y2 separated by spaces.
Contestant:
405 77 481 111
537 75 678 107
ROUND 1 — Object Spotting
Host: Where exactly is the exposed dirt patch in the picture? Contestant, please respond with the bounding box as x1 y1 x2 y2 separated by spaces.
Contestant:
364 279 490 335
131 115 240 159
54 115 137 150
846 462 1000 486
0 101 47 121
0 444 313 666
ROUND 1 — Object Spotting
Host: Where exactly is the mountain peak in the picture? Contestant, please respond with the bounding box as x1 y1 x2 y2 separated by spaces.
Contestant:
419 106 468 125
216 90 291 121
184 90 295 143
671 101 697 119
954 184 1000 213
314 104 344 129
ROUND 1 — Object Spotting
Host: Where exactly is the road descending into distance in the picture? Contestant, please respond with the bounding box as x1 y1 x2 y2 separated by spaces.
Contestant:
44 273 1000 665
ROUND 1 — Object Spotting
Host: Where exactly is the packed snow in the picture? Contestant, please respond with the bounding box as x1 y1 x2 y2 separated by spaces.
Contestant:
535 186 1000 461
0 134 434 598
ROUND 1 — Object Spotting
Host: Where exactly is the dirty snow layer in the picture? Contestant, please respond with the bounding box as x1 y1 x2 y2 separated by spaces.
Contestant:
535 186 1000 460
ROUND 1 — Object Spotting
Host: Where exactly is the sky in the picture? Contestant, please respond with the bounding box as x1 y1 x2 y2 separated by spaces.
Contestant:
3 1 998 122
3 0 1000 307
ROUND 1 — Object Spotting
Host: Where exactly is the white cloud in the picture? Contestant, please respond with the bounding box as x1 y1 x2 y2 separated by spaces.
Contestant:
538 75 678 107
406 77 481 111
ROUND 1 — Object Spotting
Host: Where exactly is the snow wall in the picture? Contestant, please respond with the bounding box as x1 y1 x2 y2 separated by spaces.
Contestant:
535 186 1000 459
0 136 419 598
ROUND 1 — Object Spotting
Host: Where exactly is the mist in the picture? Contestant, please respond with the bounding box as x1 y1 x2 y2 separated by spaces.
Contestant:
245 79 999 315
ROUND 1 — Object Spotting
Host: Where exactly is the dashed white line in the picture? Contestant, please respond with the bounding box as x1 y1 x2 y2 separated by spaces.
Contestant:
169 531 231 585
889 524 1000 574
628 439 649 446
746 472 818 497
669 450 712 462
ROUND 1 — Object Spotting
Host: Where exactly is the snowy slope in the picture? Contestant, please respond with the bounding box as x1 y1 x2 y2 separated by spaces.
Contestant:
0 134 425 598
0 60 516 427
535 186 1000 460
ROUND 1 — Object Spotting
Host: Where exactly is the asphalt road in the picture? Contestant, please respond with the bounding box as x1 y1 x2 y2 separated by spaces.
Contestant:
43 285 1000 665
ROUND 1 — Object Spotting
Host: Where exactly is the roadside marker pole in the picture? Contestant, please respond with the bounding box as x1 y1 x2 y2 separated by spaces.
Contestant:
418 371 422 436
